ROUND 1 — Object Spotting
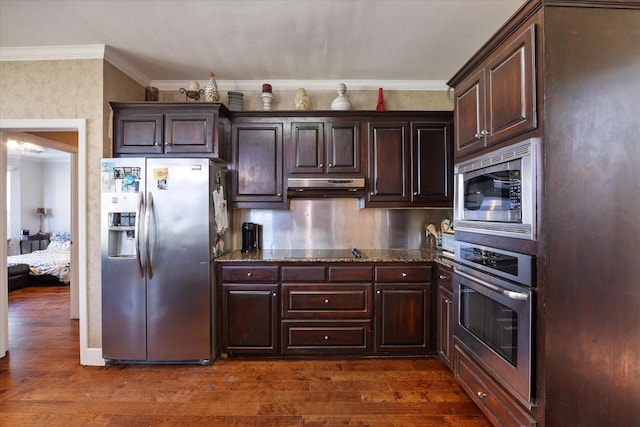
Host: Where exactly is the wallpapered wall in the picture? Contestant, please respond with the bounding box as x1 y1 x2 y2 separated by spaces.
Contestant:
1 57 451 352
0 59 141 349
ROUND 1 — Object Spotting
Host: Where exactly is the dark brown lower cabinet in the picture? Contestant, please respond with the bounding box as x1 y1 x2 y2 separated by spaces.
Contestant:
221 284 279 355
437 263 454 369
220 263 280 355
454 342 537 427
374 283 431 353
218 261 434 357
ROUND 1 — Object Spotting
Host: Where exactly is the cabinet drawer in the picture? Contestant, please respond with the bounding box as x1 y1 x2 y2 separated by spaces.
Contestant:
454 344 537 427
220 265 279 282
282 284 372 318
282 320 372 354
375 265 432 282
328 266 373 282
282 266 326 282
437 263 453 292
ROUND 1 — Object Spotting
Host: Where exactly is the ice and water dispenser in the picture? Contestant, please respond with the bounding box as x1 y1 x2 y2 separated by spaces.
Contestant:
107 211 137 257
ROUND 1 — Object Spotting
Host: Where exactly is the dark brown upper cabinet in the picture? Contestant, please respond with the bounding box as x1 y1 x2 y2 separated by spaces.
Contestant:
365 120 411 206
453 23 537 159
110 102 230 160
230 118 285 208
365 113 453 208
289 119 363 176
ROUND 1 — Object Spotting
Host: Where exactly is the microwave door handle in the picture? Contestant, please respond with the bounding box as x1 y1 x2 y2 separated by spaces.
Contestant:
134 191 145 278
456 269 529 301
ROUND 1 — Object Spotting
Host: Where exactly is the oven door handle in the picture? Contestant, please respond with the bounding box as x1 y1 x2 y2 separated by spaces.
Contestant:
456 269 529 301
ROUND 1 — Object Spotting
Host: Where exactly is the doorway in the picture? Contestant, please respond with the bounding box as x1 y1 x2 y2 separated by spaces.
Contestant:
1 119 88 363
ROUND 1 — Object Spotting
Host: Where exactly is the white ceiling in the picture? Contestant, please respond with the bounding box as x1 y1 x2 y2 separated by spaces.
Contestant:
0 0 527 90
5 132 72 161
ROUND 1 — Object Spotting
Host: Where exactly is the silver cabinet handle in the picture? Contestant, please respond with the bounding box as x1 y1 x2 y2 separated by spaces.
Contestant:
481 129 490 136
272 292 277 297
319 163 324 168
324 335 329 340
477 391 488 398
247 272 252 277
402 272 407 278
474 132 482 139
439 274 448 280
324 299 329 304
328 163 333 168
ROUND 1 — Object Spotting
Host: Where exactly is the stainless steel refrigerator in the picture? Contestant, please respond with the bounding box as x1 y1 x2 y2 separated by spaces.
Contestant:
101 157 230 364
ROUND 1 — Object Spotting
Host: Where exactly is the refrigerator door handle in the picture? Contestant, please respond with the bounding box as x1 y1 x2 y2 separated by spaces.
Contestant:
135 191 145 278
145 191 154 280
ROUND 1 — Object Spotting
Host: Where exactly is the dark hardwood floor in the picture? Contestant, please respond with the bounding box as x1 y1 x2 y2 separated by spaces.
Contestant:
0 285 490 426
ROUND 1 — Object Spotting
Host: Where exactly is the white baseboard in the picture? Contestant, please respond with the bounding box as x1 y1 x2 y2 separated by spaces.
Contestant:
82 347 105 366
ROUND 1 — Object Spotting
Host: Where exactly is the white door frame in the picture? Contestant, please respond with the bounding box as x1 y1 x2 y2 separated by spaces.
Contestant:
0 119 89 364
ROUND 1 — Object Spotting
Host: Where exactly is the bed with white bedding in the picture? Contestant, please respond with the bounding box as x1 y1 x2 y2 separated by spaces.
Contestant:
7 232 71 284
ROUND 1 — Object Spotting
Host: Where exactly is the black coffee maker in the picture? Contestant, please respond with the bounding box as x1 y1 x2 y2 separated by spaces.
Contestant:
241 222 259 253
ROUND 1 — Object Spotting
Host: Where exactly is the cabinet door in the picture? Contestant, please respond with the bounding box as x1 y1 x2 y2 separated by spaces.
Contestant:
222 284 279 355
411 121 453 205
374 283 431 353
454 69 486 158
164 112 214 154
366 121 410 205
486 23 537 147
326 120 362 174
290 122 324 174
231 122 285 207
113 113 163 155
437 285 454 370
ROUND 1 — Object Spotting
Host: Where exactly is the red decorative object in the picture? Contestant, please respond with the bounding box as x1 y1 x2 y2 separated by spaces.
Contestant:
262 83 272 93
376 88 386 111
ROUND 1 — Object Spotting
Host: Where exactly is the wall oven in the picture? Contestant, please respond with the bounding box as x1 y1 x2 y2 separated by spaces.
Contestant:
454 241 536 406
454 138 539 240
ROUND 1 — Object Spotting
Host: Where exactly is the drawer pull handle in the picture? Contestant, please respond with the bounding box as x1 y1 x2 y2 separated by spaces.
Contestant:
272 292 277 297
477 391 487 398
247 272 252 277
439 274 448 280
324 335 329 340
324 299 329 304
402 272 407 278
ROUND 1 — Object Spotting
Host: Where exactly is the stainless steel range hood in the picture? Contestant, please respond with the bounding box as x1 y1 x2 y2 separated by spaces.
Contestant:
287 177 366 197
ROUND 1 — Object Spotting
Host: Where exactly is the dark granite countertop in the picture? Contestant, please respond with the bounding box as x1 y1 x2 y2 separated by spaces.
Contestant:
215 248 452 264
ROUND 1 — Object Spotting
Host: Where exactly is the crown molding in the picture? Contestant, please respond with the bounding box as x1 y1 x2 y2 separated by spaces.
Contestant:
152 79 449 92
103 46 151 87
0 44 106 61
0 44 152 87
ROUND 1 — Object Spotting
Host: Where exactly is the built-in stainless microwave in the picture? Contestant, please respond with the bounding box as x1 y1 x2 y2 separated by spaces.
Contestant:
454 139 538 240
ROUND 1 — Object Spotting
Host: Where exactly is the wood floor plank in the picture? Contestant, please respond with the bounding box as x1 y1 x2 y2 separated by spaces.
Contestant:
0 286 491 426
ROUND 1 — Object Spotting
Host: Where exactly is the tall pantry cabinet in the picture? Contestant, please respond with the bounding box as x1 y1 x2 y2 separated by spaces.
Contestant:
447 1 640 426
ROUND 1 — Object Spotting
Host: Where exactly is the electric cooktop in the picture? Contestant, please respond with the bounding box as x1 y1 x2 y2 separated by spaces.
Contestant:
283 248 365 260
